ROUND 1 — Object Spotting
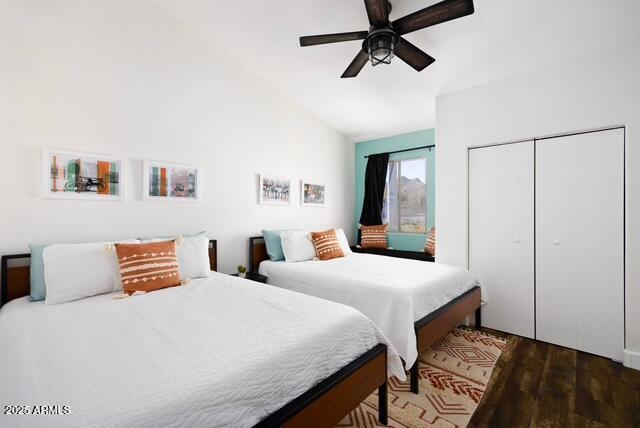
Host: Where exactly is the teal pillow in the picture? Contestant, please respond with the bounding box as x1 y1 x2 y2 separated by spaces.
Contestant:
262 230 285 261
28 244 48 301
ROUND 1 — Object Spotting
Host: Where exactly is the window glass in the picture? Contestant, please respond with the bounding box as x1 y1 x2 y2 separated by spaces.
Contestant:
382 157 426 233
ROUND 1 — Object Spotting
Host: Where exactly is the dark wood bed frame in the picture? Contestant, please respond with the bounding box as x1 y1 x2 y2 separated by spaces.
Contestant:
1 239 389 427
249 235 482 394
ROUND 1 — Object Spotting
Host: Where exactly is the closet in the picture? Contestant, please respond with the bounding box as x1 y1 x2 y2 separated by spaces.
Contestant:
469 141 535 339
469 128 624 360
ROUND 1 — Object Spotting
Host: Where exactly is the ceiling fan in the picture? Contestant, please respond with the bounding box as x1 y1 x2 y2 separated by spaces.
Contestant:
299 0 474 78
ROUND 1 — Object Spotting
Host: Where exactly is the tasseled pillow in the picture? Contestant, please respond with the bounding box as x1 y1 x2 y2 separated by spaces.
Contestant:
114 240 182 296
424 227 436 256
360 224 388 249
310 229 344 260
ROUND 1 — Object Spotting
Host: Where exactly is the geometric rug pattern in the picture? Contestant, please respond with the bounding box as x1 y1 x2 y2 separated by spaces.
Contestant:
337 328 507 427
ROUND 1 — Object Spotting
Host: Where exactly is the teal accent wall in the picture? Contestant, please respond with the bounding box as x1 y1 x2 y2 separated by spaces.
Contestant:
355 128 436 251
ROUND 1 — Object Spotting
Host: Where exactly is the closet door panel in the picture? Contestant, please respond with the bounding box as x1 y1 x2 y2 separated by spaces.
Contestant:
469 142 534 338
536 128 624 359
535 140 577 349
573 129 624 360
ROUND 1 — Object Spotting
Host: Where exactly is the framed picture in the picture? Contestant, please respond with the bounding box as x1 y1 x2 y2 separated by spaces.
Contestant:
143 160 201 202
42 149 124 200
301 180 326 207
259 174 291 205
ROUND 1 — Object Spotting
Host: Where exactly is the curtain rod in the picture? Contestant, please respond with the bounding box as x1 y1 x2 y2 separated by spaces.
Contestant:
364 144 435 158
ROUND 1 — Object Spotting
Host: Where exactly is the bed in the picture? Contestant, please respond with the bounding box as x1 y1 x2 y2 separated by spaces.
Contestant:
250 236 482 394
0 240 402 427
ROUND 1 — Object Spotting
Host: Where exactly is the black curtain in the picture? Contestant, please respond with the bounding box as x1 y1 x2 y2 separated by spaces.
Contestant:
358 153 390 244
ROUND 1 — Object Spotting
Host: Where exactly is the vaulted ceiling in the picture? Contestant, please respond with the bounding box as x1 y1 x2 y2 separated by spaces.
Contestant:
154 0 640 141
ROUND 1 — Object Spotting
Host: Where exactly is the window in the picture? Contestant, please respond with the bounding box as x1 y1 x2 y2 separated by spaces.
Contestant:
382 157 427 233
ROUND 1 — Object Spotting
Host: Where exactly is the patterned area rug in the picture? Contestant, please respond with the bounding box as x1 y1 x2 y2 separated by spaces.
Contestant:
338 328 507 427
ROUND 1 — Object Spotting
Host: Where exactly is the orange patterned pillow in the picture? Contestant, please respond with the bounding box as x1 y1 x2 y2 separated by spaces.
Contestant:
360 224 388 249
310 229 344 261
115 240 181 295
424 227 436 256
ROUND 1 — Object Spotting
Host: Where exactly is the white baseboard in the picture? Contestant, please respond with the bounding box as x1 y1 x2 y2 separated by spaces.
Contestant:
623 349 640 370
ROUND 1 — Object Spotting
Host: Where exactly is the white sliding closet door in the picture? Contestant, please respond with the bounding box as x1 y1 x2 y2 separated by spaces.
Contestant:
469 142 535 338
536 128 624 360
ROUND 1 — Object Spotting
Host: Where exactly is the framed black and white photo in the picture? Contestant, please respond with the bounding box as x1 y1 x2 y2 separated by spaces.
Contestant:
301 180 326 207
259 174 291 205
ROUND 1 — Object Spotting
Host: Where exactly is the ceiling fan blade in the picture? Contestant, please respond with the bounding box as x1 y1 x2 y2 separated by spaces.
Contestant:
300 31 369 47
392 0 474 35
341 50 369 78
364 0 390 26
394 38 435 71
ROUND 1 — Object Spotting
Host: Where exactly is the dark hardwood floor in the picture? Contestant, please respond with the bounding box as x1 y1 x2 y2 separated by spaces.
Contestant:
469 329 640 428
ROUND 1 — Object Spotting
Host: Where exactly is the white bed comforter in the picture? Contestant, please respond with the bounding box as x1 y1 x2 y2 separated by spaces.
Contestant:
0 272 403 428
260 254 479 370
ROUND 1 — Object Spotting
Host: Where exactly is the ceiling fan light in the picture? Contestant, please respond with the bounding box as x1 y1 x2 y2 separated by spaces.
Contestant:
367 32 396 66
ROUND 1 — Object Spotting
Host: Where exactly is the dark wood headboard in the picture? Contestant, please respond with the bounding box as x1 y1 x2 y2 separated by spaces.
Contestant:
249 236 268 273
0 240 217 308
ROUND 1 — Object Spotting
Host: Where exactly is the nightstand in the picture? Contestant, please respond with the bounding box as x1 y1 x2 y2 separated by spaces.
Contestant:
231 272 268 284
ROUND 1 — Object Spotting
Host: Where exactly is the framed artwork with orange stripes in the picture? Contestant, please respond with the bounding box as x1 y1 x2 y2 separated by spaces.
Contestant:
143 160 201 202
41 149 124 200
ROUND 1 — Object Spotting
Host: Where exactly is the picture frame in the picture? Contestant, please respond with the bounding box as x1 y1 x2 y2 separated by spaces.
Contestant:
41 149 124 201
301 180 326 207
259 174 292 205
142 160 201 202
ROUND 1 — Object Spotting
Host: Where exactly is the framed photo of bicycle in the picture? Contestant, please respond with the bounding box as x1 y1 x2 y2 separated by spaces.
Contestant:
41 149 124 200
142 160 201 202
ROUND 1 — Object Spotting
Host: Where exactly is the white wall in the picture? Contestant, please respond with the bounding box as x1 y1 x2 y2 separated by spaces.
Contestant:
0 0 354 274
436 41 640 365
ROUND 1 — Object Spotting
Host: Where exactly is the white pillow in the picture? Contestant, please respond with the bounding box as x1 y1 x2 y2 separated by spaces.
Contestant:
176 233 210 279
43 240 139 305
334 228 353 255
142 233 210 279
280 230 316 263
